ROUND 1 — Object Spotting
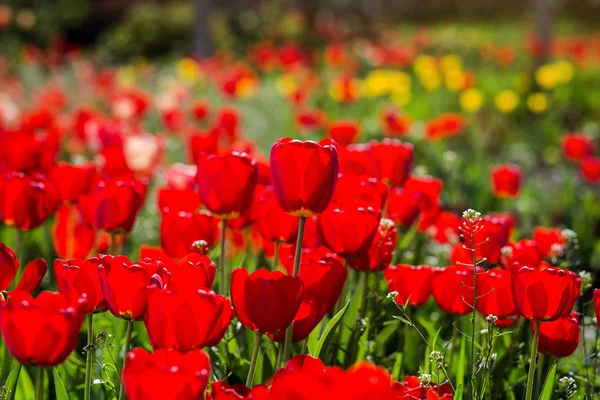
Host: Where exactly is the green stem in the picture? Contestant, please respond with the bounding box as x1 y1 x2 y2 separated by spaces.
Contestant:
0 340 13 385
400 307 412 376
118 320 134 400
219 219 227 296
35 367 44 400
272 241 280 271
7 363 21 400
246 332 262 387
525 321 541 400
275 343 284 371
84 314 94 400
282 216 306 363
469 221 478 396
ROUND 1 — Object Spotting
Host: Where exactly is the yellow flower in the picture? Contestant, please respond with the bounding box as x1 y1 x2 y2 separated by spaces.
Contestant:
176 58 202 84
444 69 464 92
363 70 408 97
413 55 437 74
527 92 550 113
440 55 462 72
494 90 520 113
460 88 484 112
391 89 411 107
555 60 575 84
275 75 298 96
535 64 559 90
117 65 137 87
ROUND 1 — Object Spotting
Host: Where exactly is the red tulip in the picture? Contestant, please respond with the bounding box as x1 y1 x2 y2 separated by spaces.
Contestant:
230 268 303 335
145 288 232 351
0 242 47 295
534 312 580 358
270 138 339 217
0 172 59 230
191 100 210 121
213 107 241 138
333 173 387 212
386 188 420 228
381 107 411 137
348 218 397 272
490 164 522 198
157 187 202 214
98 255 167 320
164 163 197 190
167 253 216 291
427 211 461 244
160 210 219 259
270 258 347 342
82 178 144 233
403 175 443 210
500 239 543 271
55 257 106 314
394 375 453 399
327 120 360 146
532 226 565 257
581 156 600 183
294 108 326 134
432 266 476 315
48 162 96 204
196 152 258 219
476 268 516 319
369 139 413 187
122 348 211 400
0 291 84 366
207 381 269 400
52 205 96 260
255 185 299 243
318 203 381 259
189 130 219 164
385 265 433 307
561 133 595 162
338 143 375 176
511 266 573 321
457 215 510 264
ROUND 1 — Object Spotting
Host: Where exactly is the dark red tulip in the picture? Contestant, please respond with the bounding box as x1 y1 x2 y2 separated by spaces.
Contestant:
327 120 360 146
196 152 258 219
511 266 573 321
55 257 106 314
532 226 564 257
255 185 299 243
145 288 232 351
82 178 144 233
0 172 59 230
339 143 375 176
581 156 600 183
432 266 476 315
385 265 433 307
318 203 381 259
534 312 580 358
207 381 269 400
270 258 347 342
476 268 516 318
160 210 219 259
501 239 543 271
167 253 216 292
349 218 397 272
490 164 522 198
0 291 84 366
48 162 95 204
386 188 420 228
157 187 202 214
561 133 595 162
369 139 413 187
122 347 211 400
98 255 167 321
0 242 47 295
52 205 96 260
270 138 339 217
230 268 303 335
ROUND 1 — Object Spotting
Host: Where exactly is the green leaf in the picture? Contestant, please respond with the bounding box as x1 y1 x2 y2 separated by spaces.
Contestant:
538 362 557 400
392 353 402 380
312 300 350 359
4 362 21 400
53 367 69 400
455 336 467 393
16 366 34 400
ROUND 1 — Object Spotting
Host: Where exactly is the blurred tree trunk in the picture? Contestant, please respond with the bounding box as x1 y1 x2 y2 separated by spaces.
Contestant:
193 0 213 57
531 0 563 68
